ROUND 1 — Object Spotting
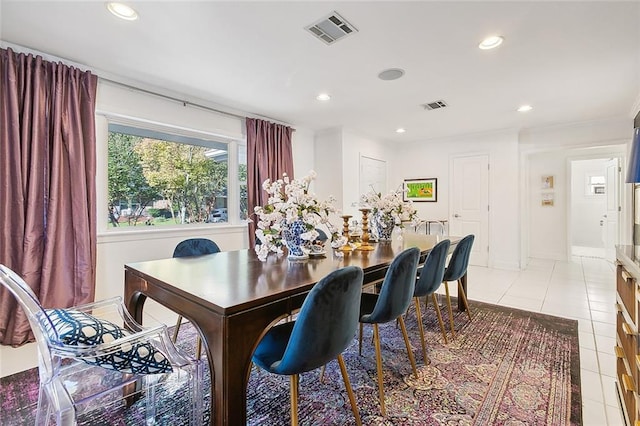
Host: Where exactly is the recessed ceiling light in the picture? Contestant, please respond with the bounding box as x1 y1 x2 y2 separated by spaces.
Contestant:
517 105 533 112
316 93 331 101
378 68 405 81
479 35 504 50
107 2 139 21
396 128 406 134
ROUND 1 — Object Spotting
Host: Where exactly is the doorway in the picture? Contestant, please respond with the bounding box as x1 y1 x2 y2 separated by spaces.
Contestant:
569 157 621 260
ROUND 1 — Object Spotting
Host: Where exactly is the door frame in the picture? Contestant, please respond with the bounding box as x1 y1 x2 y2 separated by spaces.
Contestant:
520 143 630 269
566 153 624 260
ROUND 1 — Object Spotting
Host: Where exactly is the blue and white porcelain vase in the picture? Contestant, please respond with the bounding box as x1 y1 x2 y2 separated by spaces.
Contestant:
282 219 309 259
373 213 395 241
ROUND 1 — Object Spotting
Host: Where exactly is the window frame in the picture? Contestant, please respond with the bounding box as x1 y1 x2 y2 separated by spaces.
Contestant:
98 114 246 235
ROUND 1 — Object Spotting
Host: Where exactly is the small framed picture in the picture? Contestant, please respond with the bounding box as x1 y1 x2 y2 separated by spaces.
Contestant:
542 175 554 189
541 193 554 206
403 178 437 202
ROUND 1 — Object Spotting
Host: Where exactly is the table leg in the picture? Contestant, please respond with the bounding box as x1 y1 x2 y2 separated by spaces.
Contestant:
124 270 290 425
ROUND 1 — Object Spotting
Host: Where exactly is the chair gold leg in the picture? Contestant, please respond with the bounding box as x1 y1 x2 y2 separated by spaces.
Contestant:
414 298 428 363
319 364 326 383
431 294 448 344
337 354 362 426
358 323 363 356
398 316 418 378
458 279 472 321
290 374 299 426
372 324 386 417
172 315 183 342
443 282 456 338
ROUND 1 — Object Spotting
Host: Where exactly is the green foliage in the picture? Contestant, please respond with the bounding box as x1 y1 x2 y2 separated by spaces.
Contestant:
107 130 229 227
107 133 158 226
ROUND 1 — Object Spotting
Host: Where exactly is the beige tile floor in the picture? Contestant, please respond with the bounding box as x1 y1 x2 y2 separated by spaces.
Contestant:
0 255 625 424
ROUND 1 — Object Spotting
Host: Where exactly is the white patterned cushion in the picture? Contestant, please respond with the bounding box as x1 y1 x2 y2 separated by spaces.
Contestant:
43 309 173 374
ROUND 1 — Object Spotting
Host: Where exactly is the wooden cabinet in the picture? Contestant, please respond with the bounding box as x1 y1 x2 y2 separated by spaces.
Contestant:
616 246 640 425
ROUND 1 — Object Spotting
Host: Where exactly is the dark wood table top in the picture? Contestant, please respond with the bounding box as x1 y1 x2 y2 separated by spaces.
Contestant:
125 233 458 316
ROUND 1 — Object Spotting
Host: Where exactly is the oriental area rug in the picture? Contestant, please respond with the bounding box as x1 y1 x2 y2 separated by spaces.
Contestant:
0 299 581 425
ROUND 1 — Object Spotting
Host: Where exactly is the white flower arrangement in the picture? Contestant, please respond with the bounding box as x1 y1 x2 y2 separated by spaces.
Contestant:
254 171 347 260
360 188 420 227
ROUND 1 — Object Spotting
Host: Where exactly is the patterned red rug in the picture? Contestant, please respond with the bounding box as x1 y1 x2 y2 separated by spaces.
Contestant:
0 299 581 425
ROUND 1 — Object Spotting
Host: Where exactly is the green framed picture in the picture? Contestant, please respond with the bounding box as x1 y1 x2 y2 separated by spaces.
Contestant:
403 178 437 202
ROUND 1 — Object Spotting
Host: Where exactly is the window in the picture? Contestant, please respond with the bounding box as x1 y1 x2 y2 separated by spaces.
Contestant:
107 123 234 228
238 144 248 220
586 175 605 195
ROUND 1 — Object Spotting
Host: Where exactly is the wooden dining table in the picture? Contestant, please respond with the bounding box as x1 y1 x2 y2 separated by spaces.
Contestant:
124 233 462 425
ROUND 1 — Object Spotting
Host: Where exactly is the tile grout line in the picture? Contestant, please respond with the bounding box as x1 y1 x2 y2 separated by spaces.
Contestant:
580 255 613 425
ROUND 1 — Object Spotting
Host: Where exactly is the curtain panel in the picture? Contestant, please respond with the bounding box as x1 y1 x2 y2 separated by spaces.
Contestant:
246 118 294 247
0 47 98 346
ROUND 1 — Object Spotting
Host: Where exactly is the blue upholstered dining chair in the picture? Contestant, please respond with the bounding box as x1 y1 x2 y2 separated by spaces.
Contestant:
173 238 221 258
358 247 420 417
314 227 329 242
172 238 221 358
442 234 475 337
412 239 451 361
252 266 364 426
0 264 203 425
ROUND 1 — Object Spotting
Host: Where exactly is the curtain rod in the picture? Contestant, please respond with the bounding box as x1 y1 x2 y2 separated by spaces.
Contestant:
99 77 295 130
1 42 295 129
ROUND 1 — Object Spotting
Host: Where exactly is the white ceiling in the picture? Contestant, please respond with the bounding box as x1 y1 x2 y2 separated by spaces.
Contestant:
1 1 639 143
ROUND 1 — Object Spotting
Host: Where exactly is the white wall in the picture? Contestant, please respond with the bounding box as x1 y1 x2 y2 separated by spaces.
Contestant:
313 128 344 212
528 151 569 259
390 130 521 270
341 131 394 217
95 81 249 319
570 159 608 248
527 145 627 260
291 127 316 179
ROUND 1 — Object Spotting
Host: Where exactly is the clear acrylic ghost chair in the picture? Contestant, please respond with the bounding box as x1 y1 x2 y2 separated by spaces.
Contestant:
0 264 203 425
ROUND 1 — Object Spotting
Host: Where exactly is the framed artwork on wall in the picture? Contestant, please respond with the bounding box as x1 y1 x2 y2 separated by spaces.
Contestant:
403 178 437 202
542 175 554 189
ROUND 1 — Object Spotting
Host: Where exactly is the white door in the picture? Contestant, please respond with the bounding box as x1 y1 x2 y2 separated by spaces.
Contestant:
360 155 387 197
604 158 620 261
450 155 489 266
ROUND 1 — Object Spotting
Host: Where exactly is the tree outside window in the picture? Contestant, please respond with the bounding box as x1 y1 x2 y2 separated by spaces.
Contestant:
107 125 230 228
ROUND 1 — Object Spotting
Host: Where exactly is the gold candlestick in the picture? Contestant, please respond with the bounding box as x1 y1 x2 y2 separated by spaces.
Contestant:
357 208 375 251
339 215 353 252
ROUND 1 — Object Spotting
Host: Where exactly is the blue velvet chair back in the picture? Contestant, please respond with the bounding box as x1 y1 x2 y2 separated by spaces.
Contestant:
443 234 474 282
315 228 329 242
265 266 363 375
362 247 420 324
414 239 450 297
173 238 220 258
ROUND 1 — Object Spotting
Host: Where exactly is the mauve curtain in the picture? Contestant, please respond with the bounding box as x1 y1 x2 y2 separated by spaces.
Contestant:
0 47 98 346
246 118 294 247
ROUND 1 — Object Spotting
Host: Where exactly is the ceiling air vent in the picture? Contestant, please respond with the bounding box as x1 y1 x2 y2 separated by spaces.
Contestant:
422 100 449 111
305 12 358 45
